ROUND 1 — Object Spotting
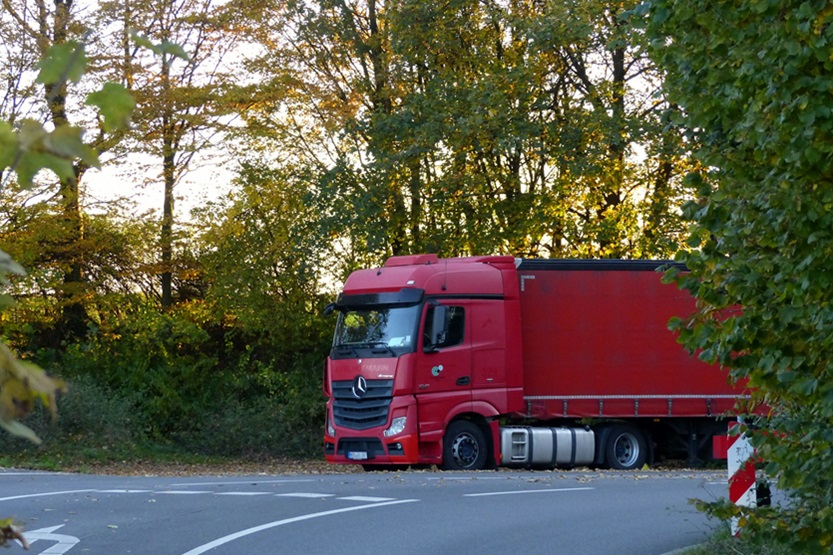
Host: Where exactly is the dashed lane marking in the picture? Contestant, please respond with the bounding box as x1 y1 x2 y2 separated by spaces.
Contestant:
0 472 68 476
464 487 594 497
169 479 314 487
337 496 396 502
0 490 95 502
275 493 335 498
98 490 152 493
215 492 273 496
155 491 214 495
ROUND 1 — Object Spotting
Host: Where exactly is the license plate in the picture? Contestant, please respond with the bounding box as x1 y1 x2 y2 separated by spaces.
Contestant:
347 451 368 460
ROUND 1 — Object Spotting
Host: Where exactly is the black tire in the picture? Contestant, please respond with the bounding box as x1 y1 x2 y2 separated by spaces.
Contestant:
604 424 648 470
442 420 488 470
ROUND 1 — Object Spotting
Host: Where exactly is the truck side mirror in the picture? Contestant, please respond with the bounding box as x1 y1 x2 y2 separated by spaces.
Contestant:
323 303 337 316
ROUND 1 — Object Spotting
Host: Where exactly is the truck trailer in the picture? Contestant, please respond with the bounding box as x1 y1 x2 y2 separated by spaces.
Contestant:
322 255 745 471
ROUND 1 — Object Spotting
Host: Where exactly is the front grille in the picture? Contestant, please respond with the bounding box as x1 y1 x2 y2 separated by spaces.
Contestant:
332 379 394 430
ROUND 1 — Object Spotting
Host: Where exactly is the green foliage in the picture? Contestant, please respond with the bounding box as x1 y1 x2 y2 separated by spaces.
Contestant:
55 301 222 437
195 161 329 323
86 83 137 133
13 120 100 186
682 521 793 555
1 157 332 461
36 40 88 86
645 0 833 550
15 286 330 456
0 123 17 171
130 33 191 62
178 368 324 458
0 202 161 352
246 0 692 260
0 374 144 453
0 250 24 310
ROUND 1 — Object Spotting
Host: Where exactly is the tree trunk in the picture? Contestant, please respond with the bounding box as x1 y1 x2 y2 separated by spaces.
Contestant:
49 0 89 341
160 51 175 307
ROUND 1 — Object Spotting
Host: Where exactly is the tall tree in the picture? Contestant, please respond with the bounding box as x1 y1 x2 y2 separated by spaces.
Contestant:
0 0 128 341
240 0 691 264
96 0 240 307
646 0 833 550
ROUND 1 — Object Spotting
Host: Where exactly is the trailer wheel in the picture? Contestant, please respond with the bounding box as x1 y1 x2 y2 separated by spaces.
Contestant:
605 425 648 470
442 420 488 470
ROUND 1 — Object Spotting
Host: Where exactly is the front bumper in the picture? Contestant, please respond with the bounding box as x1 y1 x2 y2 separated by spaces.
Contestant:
324 432 419 465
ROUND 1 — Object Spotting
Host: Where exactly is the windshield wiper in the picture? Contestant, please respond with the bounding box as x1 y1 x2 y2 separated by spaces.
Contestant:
334 342 395 356
358 341 396 355
334 345 359 357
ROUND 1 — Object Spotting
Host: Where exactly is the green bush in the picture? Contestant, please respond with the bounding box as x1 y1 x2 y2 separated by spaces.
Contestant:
684 523 794 555
0 374 144 453
176 390 324 459
2 276 333 462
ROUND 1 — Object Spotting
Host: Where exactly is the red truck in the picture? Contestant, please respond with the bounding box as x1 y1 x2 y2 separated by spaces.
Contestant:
322 255 743 471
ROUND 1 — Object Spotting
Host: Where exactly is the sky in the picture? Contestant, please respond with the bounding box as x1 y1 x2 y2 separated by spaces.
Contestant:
81 149 238 220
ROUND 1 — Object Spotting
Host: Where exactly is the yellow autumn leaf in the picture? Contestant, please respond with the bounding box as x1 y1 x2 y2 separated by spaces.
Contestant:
0 343 66 444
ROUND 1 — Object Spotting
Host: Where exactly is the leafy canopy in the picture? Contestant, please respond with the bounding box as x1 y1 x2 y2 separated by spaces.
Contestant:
644 0 833 550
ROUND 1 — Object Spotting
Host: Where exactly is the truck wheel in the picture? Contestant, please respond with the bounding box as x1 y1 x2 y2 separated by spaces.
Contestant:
605 425 648 470
442 420 488 470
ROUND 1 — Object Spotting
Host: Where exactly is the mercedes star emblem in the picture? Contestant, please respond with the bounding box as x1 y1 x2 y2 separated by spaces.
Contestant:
352 375 368 399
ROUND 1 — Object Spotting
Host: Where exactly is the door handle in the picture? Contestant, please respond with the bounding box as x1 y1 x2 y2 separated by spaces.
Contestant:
456 376 471 386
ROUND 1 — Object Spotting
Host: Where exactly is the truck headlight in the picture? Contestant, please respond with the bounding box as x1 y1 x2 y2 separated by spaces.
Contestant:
384 417 406 438
327 415 336 437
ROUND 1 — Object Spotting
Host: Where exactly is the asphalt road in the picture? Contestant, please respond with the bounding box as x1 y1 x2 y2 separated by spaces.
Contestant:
1 468 726 555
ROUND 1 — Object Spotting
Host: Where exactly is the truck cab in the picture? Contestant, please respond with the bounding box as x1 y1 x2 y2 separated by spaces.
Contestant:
322 255 523 469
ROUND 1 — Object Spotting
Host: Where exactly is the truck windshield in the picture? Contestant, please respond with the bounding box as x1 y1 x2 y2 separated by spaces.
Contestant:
332 305 420 357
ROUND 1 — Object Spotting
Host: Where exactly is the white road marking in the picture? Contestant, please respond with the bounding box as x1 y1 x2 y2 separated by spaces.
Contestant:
0 472 67 476
21 525 79 554
180 499 419 555
2 488 404 501
98 490 152 493
275 493 335 498
464 487 594 497
337 496 396 502
425 476 507 480
169 479 314 487
0 490 94 502
215 492 273 496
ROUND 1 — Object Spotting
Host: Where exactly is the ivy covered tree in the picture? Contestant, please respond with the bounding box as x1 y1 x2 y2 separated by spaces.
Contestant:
645 0 833 550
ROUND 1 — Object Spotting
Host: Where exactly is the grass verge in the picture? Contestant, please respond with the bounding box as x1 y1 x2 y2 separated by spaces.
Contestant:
681 523 792 555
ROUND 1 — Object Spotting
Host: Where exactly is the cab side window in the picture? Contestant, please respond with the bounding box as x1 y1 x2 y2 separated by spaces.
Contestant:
424 305 465 349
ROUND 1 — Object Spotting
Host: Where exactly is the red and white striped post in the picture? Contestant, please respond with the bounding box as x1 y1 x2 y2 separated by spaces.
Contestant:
727 418 756 535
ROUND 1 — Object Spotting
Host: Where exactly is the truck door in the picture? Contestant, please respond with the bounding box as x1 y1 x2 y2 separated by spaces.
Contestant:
414 303 472 438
